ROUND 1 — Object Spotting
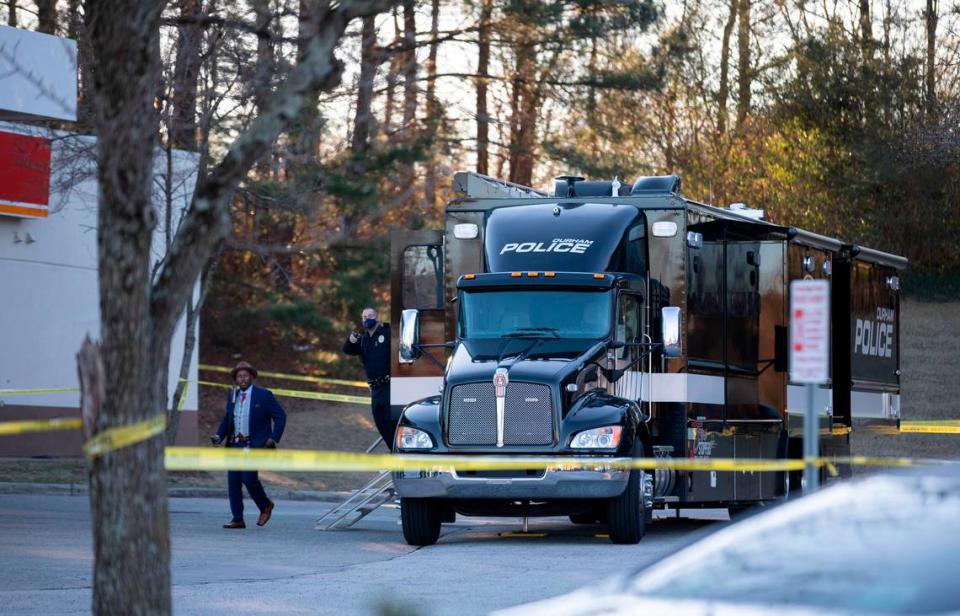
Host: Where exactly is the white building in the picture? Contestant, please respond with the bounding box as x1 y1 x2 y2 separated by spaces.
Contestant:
0 25 200 455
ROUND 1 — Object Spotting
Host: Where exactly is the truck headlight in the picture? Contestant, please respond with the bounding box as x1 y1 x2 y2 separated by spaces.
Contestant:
571 425 623 449
396 426 434 450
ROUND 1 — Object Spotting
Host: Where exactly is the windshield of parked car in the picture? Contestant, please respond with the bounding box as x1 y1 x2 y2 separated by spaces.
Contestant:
459 289 612 340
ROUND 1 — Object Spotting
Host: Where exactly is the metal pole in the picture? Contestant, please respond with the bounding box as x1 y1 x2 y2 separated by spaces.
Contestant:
803 383 819 493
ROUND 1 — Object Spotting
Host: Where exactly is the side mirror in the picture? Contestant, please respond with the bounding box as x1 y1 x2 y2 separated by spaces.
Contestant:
399 308 422 364
661 306 681 358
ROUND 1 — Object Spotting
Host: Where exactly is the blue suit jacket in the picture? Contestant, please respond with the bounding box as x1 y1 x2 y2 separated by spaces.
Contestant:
216 385 286 448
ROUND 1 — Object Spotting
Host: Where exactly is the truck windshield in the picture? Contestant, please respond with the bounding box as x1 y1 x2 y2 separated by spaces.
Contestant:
459 289 612 339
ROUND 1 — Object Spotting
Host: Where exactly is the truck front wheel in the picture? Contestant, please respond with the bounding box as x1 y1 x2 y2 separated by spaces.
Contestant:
400 497 442 546
607 468 647 544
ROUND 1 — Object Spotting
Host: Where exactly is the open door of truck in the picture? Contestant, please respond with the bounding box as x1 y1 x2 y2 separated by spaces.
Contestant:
390 230 447 415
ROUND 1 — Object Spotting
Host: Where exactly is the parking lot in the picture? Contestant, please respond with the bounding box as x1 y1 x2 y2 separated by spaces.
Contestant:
0 494 727 615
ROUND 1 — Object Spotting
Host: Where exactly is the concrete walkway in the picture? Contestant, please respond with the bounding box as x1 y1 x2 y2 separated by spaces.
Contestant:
0 493 726 615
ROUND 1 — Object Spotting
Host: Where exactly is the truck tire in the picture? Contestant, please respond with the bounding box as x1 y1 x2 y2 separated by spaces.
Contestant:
400 497 442 546
607 468 646 544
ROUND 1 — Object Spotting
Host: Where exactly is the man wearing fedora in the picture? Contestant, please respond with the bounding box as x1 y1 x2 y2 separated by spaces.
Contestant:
212 361 287 529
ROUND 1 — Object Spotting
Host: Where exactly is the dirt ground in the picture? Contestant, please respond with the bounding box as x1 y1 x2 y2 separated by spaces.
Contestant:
2 298 957 490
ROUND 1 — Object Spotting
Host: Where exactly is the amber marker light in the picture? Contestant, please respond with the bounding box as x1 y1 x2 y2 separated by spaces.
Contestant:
528 272 539 277
544 272 556 277
464 274 476 280
593 274 605 279
511 272 522 277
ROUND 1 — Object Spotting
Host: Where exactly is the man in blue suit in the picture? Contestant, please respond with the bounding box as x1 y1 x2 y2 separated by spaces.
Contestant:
212 361 287 529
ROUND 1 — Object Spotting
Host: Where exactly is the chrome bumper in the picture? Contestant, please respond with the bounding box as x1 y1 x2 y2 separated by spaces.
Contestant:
391 460 631 499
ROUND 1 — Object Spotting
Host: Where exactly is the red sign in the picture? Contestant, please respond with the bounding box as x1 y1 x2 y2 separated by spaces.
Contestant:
789 279 830 384
0 130 52 219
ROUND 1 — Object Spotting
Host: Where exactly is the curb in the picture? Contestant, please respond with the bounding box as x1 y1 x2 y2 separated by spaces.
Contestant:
0 481 350 503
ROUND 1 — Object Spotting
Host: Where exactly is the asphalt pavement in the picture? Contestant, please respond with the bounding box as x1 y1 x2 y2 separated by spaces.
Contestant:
0 493 728 615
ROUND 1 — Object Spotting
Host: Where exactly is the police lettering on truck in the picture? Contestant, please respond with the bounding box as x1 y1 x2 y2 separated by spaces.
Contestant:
855 306 896 359
499 238 594 255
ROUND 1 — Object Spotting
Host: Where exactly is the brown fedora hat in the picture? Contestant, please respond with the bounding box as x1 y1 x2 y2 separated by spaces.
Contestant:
230 361 258 380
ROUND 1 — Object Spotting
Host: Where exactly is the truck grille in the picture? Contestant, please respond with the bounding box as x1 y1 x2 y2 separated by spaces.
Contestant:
447 382 554 446
447 383 497 445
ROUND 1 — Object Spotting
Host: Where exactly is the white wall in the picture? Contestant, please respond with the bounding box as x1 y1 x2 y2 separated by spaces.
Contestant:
0 122 199 412
0 26 77 122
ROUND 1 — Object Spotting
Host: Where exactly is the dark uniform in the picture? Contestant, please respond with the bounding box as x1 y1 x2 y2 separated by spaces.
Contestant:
343 323 394 446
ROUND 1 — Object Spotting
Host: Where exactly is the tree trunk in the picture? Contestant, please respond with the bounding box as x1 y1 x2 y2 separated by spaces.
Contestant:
250 0 275 175
383 6 401 133
475 0 492 175
858 0 874 62
171 0 204 150
508 42 536 186
735 0 751 129
352 15 379 153
252 0 275 116
717 0 737 135
423 0 440 208
401 0 417 137
67 0 80 39
925 0 938 119
36 0 56 33
82 1 395 613
6 1 16 27
84 1 170 613
165 255 218 444
399 0 418 212
292 0 324 165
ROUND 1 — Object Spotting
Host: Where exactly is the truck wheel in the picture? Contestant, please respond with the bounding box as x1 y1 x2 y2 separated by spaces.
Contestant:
607 468 646 544
400 497 442 546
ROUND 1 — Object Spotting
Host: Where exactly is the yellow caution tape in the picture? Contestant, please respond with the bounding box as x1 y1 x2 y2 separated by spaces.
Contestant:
163 447 794 473
163 447 948 474
191 379 370 406
0 417 83 435
0 415 948 473
0 413 165 458
0 387 80 395
84 414 167 459
899 421 960 434
2 380 370 407
199 364 367 389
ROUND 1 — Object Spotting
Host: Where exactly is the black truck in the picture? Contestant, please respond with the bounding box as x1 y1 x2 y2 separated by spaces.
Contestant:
389 172 906 546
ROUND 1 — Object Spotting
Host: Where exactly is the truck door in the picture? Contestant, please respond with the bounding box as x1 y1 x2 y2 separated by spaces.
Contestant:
390 230 447 415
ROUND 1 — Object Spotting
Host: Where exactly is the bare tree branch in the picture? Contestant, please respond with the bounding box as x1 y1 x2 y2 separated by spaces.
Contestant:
149 0 396 345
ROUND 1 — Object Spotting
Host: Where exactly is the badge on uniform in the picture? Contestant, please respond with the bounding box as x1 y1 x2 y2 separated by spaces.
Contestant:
378 335 384 344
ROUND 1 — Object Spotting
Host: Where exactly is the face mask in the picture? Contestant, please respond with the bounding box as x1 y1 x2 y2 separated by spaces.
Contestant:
363 318 377 330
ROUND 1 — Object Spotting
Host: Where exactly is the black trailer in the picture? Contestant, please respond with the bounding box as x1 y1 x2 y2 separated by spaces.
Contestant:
389 172 906 545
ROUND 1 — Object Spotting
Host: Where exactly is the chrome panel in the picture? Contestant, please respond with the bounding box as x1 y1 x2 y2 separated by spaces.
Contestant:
447 382 554 446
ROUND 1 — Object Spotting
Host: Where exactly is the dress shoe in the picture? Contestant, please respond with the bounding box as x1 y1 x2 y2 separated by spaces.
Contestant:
257 501 274 527
223 520 246 529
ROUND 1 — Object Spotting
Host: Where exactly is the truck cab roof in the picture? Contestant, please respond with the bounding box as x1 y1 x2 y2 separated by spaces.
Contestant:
456 271 647 293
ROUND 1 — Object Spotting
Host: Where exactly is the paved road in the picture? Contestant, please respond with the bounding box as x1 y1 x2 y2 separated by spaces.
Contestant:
0 494 728 615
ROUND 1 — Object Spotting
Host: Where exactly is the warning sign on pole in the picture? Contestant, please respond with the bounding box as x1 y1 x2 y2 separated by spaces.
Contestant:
789 279 830 384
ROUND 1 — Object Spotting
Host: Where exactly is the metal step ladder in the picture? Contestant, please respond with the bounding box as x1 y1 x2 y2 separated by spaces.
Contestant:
315 437 396 530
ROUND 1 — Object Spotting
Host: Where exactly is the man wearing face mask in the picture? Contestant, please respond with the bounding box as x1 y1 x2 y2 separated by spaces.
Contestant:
343 307 393 447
